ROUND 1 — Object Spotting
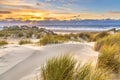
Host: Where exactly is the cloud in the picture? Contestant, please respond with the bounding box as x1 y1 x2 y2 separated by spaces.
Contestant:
0 0 120 20
56 6 72 11
0 0 37 10
44 17 57 20
44 0 76 3
48 0 64 1
0 11 12 14
5 18 15 20
0 15 2 17
108 11 120 14
36 2 51 7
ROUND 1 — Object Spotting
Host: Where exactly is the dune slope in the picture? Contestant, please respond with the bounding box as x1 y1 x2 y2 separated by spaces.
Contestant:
0 43 99 80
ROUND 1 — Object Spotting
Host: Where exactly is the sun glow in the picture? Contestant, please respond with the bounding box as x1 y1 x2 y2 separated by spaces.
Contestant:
0 0 120 21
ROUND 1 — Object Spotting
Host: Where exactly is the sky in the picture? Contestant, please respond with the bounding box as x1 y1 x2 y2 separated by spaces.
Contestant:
0 0 120 21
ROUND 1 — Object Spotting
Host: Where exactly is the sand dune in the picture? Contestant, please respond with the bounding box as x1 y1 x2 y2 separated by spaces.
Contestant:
0 43 99 80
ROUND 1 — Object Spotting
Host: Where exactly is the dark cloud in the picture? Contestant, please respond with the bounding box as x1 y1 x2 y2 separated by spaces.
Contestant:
36 3 42 6
0 11 12 14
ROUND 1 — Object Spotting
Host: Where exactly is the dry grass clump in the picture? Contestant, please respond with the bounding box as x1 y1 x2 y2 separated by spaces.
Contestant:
42 55 76 80
95 33 120 74
19 39 32 45
41 55 112 80
98 44 120 73
95 32 120 51
92 31 110 41
0 40 8 46
39 35 69 45
77 63 112 80
63 32 110 42
39 32 95 45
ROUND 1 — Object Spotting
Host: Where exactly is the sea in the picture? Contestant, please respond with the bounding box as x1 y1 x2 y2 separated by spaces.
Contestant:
1 20 120 31
0 25 120 31
37 25 120 31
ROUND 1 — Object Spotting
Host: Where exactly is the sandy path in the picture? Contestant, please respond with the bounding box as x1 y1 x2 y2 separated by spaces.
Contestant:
0 45 36 75
0 43 99 80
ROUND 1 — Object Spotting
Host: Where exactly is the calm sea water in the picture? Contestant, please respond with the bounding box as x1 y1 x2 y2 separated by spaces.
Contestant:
0 25 120 31
0 27 2 30
38 25 120 31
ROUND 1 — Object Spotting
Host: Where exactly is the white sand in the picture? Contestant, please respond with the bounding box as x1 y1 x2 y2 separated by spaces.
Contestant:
0 42 99 80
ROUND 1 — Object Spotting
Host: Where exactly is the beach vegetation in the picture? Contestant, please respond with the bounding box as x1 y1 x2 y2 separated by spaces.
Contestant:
0 40 8 46
42 55 76 80
95 33 120 74
92 32 110 41
0 26 55 39
19 39 32 45
39 35 69 45
41 55 112 80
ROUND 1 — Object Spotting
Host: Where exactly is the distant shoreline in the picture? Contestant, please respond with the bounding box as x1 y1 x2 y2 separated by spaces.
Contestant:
51 29 105 34
0 26 119 33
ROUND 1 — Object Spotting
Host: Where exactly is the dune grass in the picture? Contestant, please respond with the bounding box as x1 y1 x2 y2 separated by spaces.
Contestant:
42 55 76 80
92 31 110 41
39 32 96 45
98 44 120 73
0 27 110 43
41 55 112 80
19 39 32 45
0 40 8 46
39 35 69 45
95 32 120 51
57 32 109 42
76 63 112 80
95 33 120 74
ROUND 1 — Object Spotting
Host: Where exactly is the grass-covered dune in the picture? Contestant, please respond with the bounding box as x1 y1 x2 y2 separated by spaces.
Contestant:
0 27 55 39
38 31 110 45
0 25 111 41
41 55 112 80
95 32 120 74
40 32 120 80
91 31 110 41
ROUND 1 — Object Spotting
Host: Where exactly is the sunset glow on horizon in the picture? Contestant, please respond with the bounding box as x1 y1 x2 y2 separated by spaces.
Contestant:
0 0 120 21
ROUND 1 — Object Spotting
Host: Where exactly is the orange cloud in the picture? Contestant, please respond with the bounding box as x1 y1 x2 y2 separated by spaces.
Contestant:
0 0 120 21
1 10 120 21
0 15 2 17
0 11 12 14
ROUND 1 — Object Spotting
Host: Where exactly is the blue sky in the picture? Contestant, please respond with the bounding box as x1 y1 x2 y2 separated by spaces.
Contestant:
0 0 120 20
36 0 120 13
